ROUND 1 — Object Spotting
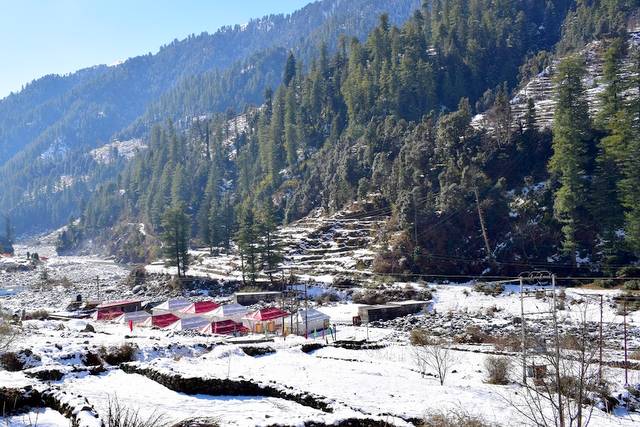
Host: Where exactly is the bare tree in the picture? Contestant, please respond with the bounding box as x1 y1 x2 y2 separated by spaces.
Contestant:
0 313 19 353
413 335 457 386
504 299 601 427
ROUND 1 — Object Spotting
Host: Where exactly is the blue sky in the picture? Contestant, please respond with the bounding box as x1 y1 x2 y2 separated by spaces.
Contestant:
0 0 312 98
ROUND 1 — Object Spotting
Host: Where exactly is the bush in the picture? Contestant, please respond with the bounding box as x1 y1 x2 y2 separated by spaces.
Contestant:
593 279 616 289
454 325 488 344
26 309 49 320
105 396 167 427
484 356 511 385
473 283 505 296
83 351 103 366
99 343 137 365
422 409 494 427
126 265 147 288
623 280 640 291
314 292 340 305
617 265 640 278
410 328 436 346
0 352 24 371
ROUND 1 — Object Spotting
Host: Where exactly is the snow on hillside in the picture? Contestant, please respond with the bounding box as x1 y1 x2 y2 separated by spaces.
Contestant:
89 139 147 164
473 31 640 131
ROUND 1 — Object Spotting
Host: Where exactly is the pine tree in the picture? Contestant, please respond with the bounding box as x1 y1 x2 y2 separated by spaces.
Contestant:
236 207 259 285
548 56 592 266
161 203 191 277
283 52 297 87
257 200 283 283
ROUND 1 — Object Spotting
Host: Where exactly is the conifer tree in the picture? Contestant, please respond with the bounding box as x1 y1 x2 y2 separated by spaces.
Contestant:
161 203 191 277
549 56 592 266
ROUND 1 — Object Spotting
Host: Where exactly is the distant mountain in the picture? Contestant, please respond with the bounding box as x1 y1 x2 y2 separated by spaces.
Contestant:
0 0 420 234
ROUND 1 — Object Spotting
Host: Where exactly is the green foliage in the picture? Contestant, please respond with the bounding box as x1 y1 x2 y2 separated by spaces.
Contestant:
160 203 191 277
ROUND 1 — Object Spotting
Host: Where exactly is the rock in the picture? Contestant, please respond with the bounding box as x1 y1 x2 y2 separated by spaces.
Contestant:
83 324 95 333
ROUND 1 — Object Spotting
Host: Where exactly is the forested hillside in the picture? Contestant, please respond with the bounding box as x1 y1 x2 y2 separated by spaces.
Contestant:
0 0 420 234
58 0 640 279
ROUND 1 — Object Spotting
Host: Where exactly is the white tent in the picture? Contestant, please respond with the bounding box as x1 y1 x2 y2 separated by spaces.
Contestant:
115 311 151 325
151 298 191 315
164 316 210 331
205 303 248 322
287 308 330 335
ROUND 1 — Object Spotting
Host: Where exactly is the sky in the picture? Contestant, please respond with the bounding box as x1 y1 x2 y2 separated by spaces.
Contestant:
0 0 312 98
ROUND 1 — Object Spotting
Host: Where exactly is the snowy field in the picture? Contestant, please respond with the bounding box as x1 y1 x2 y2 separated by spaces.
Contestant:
1 242 640 426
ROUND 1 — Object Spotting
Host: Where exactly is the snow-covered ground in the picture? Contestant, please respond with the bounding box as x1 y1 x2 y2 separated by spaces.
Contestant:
1 239 640 426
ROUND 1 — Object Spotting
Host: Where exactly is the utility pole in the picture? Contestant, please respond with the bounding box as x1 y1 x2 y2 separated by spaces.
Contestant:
413 190 418 245
304 282 308 339
599 294 603 383
520 276 527 384
96 276 100 301
623 300 629 386
551 274 565 427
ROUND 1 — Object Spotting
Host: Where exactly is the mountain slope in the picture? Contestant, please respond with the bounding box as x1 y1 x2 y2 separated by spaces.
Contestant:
0 0 421 234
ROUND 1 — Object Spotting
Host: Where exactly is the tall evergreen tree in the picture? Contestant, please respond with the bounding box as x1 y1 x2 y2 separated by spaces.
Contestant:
549 56 592 267
161 203 191 277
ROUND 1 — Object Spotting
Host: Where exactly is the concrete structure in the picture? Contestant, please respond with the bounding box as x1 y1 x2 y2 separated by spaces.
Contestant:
357 300 427 323
233 291 282 306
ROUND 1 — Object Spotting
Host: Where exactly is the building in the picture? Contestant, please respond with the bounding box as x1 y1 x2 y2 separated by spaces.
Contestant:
234 291 282 306
94 299 143 320
357 300 427 323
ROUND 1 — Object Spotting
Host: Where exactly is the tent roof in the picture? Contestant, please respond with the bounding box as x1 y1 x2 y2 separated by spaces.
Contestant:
291 308 330 322
244 307 289 321
115 311 151 323
153 298 191 311
180 301 220 314
141 313 179 328
210 303 247 317
201 320 249 335
166 316 210 331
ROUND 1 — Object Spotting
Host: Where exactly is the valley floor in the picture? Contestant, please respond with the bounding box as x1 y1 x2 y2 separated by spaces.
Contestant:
1 242 639 426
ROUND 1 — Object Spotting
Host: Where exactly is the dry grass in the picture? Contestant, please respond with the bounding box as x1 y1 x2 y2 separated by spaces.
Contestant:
484 356 511 385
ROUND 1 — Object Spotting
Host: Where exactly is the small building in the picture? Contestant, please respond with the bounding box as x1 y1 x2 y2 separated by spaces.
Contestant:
357 300 428 323
200 320 249 336
94 299 143 320
242 307 289 334
388 300 429 316
207 303 248 322
286 308 331 336
141 313 180 328
151 298 191 315
234 291 282 306
165 316 210 331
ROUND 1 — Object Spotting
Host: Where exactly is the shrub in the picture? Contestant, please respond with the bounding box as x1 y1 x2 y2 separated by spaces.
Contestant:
410 328 435 346
26 309 49 320
99 343 137 365
454 325 488 344
617 265 640 278
0 352 24 371
83 351 103 366
473 283 505 296
314 292 340 305
593 279 616 289
484 356 511 385
126 265 147 288
623 280 640 291
422 409 494 427
105 396 167 427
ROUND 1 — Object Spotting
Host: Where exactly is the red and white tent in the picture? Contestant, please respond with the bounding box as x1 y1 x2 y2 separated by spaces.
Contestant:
140 313 179 328
165 316 210 331
206 303 248 322
178 301 220 317
115 311 151 325
242 307 289 333
200 320 249 336
151 298 190 315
